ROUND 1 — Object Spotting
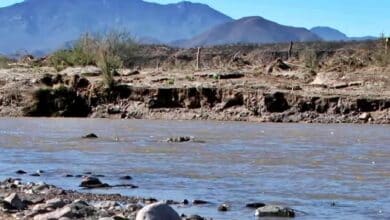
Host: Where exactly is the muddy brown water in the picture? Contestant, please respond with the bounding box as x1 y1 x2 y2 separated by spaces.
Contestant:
0 118 389 219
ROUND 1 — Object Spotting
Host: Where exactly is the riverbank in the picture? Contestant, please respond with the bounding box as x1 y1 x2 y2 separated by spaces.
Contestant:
0 177 295 220
0 66 389 124
0 42 389 123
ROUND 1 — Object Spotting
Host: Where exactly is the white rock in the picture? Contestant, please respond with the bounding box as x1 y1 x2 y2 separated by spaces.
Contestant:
135 202 180 220
359 112 371 121
255 205 295 217
33 206 72 220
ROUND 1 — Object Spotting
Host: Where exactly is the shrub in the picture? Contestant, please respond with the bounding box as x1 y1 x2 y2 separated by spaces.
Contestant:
0 56 12 69
301 48 319 71
49 31 138 71
49 49 95 71
96 44 122 89
374 37 390 67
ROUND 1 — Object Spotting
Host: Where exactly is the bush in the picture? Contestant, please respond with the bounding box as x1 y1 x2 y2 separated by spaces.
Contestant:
49 31 138 71
301 48 319 71
0 56 12 68
96 44 122 89
374 37 390 67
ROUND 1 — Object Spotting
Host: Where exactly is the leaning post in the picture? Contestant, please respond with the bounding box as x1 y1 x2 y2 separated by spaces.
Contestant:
385 37 389 55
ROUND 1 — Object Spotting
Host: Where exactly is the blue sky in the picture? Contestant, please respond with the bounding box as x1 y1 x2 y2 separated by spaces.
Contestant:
1 0 388 37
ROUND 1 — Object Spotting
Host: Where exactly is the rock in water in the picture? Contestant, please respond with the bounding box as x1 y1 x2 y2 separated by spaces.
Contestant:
135 202 181 220
15 170 27 174
3 193 27 210
218 203 229 211
119 175 132 180
192 199 209 205
255 205 295 218
79 176 109 188
166 136 192 143
183 215 205 220
246 202 266 209
82 133 98 139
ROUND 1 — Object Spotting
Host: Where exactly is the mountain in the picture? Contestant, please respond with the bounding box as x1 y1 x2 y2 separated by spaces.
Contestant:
310 26 349 41
349 36 377 41
0 0 232 54
311 26 377 42
178 16 322 47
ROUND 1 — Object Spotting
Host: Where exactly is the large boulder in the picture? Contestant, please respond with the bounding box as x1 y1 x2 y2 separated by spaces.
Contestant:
255 205 295 218
135 202 180 220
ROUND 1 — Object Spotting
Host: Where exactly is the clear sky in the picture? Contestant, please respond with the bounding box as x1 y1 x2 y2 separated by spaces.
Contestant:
1 0 388 37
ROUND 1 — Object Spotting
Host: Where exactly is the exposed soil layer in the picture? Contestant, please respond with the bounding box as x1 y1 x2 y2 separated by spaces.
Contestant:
0 42 389 123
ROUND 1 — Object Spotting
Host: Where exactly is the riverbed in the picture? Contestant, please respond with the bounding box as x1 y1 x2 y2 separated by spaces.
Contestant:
0 118 389 219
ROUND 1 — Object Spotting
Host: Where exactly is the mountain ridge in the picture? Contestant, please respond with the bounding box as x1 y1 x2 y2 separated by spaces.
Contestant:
0 0 377 54
176 16 322 47
0 0 232 54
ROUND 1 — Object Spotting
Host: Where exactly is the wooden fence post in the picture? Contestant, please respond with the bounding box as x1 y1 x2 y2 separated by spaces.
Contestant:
385 38 389 55
288 41 294 59
196 47 201 70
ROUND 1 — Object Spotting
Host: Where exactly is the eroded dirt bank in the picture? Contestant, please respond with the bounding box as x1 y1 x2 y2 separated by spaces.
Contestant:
1 42 389 123
0 66 388 124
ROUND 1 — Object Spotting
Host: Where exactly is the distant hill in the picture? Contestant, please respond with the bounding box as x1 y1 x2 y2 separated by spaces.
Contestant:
349 36 377 41
0 0 232 54
311 26 377 42
177 16 322 47
310 27 349 41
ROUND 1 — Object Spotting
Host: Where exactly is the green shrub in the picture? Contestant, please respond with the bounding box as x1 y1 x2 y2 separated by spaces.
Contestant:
49 31 138 71
49 36 96 71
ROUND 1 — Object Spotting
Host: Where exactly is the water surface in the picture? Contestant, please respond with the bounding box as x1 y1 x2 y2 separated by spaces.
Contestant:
0 118 389 219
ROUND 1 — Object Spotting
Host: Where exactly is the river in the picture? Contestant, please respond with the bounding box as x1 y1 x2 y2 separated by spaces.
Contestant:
0 118 389 219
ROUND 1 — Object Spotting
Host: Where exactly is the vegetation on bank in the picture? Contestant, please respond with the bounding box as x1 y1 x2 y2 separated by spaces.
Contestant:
28 32 388 77
0 56 12 68
49 32 139 88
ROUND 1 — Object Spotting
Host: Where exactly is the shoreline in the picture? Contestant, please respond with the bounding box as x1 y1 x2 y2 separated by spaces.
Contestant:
0 177 295 219
1 116 390 126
